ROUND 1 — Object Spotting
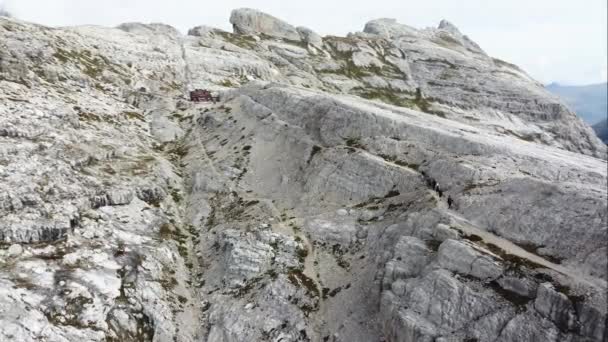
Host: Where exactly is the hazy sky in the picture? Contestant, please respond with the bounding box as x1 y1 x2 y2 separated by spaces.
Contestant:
1 0 606 85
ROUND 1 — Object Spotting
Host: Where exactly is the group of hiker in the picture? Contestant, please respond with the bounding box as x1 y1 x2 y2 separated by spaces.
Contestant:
421 171 454 209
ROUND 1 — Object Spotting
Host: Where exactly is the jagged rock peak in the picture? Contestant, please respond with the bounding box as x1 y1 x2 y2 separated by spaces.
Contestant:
438 19 462 35
363 17 486 55
436 19 485 55
229 8 301 41
363 18 419 38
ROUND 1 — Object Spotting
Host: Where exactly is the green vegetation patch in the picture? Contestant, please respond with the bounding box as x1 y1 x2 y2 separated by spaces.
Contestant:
345 137 364 149
170 188 182 204
353 86 444 117
159 222 189 261
503 129 539 142
354 87 415 108
307 145 323 164
123 111 145 121
215 31 258 49
54 48 104 78
77 111 102 122
452 225 546 272
296 245 309 264
287 268 320 300
487 279 532 310
219 79 236 87
53 48 128 81
378 154 420 170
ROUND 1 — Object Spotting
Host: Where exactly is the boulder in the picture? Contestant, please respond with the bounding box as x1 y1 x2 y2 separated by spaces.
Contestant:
385 309 437 342
304 218 357 246
229 8 301 41
90 190 134 209
107 190 134 206
432 223 459 242
390 236 432 279
363 18 418 38
296 26 323 48
497 276 537 298
437 239 503 280
187 25 216 37
576 300 607 340
534 283 578 332
405 270 499 331
7 244 23 257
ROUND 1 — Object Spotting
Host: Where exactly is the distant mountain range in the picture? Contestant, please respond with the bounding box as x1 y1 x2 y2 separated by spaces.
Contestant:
546 82 607 125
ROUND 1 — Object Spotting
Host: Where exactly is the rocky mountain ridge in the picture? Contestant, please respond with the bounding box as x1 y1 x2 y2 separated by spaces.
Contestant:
0 8 606 342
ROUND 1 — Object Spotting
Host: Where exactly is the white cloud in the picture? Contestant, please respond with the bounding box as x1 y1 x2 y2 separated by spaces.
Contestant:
1 0 606 85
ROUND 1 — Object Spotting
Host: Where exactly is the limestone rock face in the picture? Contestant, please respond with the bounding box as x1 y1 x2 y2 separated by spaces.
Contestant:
0 8 606 342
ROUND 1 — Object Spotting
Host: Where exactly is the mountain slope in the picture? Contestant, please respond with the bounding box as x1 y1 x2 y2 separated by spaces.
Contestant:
0 9 606 342
593 118 608 143
546 82 607 125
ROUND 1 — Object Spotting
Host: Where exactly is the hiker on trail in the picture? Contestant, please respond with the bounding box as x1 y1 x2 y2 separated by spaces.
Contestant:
434 182 440 193
438 189 443 198
447 195 453 209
